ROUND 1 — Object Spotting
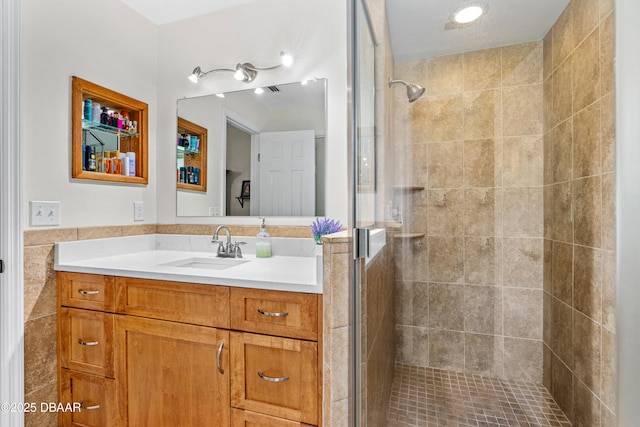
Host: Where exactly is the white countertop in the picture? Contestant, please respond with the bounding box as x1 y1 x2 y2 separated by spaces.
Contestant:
55 234 322 294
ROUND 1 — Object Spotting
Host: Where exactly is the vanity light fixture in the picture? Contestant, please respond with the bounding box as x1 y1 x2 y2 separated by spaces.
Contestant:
189 51 294 84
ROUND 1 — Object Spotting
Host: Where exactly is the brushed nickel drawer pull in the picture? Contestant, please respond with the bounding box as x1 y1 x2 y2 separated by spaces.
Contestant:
78 339 99 346
216 341 224 374
257 308 289 317
78 289 99 295
258 371 289 382
80 401 100 410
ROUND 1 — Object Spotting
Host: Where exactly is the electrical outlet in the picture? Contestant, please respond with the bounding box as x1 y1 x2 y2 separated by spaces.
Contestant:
30 201 61 226
133 201 144 221
209 207 220 216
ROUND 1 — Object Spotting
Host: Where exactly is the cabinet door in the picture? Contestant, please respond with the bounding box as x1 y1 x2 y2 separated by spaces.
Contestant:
59 369 119 427
230 332 318 425
115 316 230 427
59 308 115 377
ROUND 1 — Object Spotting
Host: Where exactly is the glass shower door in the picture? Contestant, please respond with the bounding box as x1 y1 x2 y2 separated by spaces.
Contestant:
353 0 376 425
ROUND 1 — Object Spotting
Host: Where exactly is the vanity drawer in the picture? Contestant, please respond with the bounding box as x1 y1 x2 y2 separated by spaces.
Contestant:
59 308 115 378
58 369 119 427
58 272 116 312
232 408 314 427
230 288 318 340
115 277 230 328
231 332 318 425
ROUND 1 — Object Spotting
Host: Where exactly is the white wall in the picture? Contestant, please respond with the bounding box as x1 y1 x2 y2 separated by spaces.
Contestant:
22 0 158 229
156 0 348 225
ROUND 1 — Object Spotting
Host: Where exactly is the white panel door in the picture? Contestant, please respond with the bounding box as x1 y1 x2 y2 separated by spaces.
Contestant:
258 130 315 216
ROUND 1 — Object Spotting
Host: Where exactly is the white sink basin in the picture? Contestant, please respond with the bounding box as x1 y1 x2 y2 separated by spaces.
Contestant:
160 257 251 270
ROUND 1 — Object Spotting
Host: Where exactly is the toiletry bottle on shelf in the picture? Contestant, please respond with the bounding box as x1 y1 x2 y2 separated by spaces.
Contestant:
256 217 272 258
85 146 96 171
83 99 92 121
126 152 136 176
100 107 109 125
92 102 101 122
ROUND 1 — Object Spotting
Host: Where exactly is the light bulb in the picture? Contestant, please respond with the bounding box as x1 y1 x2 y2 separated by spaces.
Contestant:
215 93 225 98
234 68 245 81
188 66 201 83
280 52 293 67
301 80 309 86
254 87 264 94
454 6 483 24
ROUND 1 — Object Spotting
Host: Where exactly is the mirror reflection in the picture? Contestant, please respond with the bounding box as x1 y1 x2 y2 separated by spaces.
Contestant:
176 79 327 217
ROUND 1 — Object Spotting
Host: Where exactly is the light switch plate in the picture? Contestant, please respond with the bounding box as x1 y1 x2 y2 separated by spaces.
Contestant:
133 201 144 221
30 201 61 226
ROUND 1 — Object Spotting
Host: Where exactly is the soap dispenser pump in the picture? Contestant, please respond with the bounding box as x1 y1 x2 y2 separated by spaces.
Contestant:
256 217 272 258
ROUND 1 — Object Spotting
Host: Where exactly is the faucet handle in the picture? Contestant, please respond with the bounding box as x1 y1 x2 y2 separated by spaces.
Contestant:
233 241 246 258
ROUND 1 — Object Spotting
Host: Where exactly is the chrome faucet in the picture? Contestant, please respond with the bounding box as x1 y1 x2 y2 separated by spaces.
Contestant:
212 225 245 258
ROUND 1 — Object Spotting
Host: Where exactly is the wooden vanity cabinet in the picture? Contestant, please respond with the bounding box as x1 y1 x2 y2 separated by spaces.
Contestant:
57 272 323 427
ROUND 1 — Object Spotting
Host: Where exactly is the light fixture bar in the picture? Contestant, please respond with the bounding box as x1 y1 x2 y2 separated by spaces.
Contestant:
189 51 293 84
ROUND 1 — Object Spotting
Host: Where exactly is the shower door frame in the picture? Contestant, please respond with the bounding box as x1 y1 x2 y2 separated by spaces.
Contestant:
0 0 25 426
351 0 378 425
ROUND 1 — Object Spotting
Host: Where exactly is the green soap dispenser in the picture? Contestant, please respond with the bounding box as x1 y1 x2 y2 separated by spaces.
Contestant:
256 217 272 258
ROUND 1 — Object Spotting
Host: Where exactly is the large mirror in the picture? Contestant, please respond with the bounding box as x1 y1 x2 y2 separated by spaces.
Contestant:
176 79 327 217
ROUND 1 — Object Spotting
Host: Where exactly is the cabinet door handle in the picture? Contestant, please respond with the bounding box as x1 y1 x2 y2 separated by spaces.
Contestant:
78 339 99 346
78 289 100 295
80 401 100 410
258 371 289 383
216 341 224 374
257 308 289 317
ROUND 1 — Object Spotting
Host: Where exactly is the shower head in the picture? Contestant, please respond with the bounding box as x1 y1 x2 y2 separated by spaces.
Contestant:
388 78 426 102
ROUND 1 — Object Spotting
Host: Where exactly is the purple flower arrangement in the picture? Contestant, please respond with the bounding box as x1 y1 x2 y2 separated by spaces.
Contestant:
311 217 343 244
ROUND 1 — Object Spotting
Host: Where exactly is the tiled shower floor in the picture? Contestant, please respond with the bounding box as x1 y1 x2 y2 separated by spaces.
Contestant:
387 364 571 427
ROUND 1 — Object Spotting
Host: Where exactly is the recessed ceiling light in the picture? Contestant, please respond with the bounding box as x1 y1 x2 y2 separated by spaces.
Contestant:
454 5 483 24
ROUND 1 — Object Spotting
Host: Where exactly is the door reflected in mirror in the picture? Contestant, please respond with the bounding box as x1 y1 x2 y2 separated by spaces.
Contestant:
176 79 327 217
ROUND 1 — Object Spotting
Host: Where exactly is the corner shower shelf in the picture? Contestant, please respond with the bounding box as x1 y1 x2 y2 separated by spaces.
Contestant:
393 185 425 192
393 232 425 239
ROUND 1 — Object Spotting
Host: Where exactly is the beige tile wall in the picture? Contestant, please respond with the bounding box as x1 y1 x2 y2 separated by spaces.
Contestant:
363 234 395 427
542 0 616 425
393 41 545 382
321 235 351 426
22 223 313 426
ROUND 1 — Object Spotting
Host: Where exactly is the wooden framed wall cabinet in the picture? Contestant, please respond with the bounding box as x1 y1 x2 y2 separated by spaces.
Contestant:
176 116 207 192
72 76 148 184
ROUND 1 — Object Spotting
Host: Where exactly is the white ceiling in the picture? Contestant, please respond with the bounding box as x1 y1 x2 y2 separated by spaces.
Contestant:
119 0 257 25
119 0 570 61
386 0 570 61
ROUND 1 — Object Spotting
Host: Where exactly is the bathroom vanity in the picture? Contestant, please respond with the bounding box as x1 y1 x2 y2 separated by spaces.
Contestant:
54 234 323 427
